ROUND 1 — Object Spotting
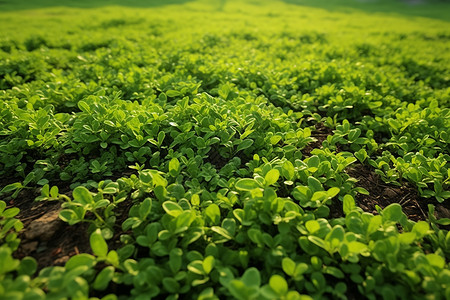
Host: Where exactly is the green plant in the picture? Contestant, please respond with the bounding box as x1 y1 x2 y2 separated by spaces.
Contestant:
0 0 449 298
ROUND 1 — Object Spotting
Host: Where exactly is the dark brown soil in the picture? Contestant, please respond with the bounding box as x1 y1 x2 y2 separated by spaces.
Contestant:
347 164 450 223
6 187 91 270
205 145 230 169
5 182 138 271
302 123 334 156
329 195 345 218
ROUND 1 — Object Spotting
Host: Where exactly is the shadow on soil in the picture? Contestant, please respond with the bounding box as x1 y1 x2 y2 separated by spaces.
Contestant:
281 0 450 22
0 0 194 11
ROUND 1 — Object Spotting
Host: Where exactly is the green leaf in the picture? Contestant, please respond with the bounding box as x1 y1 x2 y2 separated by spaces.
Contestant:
59 209 83 225
166 90 181 97
293 263 309 279
0 182 22 195
219 84 231 99
367 215 382 235
382 203 404 222
436 218 450 225
265 169 280 186
308 236 329 251
326 187 340 198
40 184 50 197
305 220 320 234
118 244 135 261
269 274 288 295
2 207 19 218
191 194 200 206
388 119 402 132
270 135 282 145
50 186 59 198
205 204 221 225
17 256 37 276
343 194 356 215
353 187 369 195
282 161 295 181
169 248 182 273
106 250 119 267
90 229 108 258
211 226 233 240
176 211 196 230
77 100 91 113
307 156 320 169
282 257 296 276
237 139 254 152
65 254 96 270
247 228 263 245
307 176 323 193
158 131 165 146
188 260 205 275
399 232 416 244
235 178 260 191
324 266 345 279
260 285 278 299
163 201 183 217
93 266 115 291
222 218 236 236
241 267 260 287
326 225 345 248
311 191 327 202
73 186 94 205
0 247 19 274
94 199 110 209
412 221 429 237
347 241 368 254
426 254 445 269
0 201 5 214
228 280 251 300
203 256 215 275
348 128 361 142
355 148 368 163
196 137 206 148
104 120 115 127
311 271 326 290
139 198 152 219
169 157 180 175
163 277 180 293
445 231 450 250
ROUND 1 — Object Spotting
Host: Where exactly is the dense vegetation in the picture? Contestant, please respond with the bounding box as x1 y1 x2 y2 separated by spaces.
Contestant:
0 0 449 299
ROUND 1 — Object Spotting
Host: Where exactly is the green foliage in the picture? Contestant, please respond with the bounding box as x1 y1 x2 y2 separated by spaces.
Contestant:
0 0 449 299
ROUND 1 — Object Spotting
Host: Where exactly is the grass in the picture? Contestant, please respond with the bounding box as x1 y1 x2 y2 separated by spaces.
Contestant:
0 0 449 22
283 0 450 21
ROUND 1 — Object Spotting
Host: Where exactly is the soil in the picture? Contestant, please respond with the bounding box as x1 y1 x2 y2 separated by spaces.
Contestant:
302 123 334 157
8 187 135 271
347 163 450 224
5 186 89 270
206 145 234 169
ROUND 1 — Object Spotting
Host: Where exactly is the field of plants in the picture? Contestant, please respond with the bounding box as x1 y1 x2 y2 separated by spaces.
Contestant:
0 0 449 299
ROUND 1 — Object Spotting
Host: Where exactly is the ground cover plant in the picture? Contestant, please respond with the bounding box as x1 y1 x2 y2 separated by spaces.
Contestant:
0 0 449 299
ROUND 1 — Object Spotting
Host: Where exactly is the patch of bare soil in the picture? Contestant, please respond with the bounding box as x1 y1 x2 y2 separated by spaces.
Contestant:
206 145 234 169
302 123 334 157
347 164 450 223
7 187 91 270
329 195 345 219
8 184 137 271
